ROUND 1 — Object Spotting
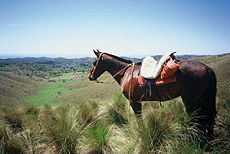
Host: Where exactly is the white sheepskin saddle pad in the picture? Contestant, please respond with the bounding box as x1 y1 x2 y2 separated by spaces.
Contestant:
141 52 174 79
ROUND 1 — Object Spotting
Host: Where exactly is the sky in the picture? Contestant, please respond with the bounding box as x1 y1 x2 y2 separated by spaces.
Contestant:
0 0 229 58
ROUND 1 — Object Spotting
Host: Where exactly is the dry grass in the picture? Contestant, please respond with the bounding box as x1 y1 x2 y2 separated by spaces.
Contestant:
0 91 229 154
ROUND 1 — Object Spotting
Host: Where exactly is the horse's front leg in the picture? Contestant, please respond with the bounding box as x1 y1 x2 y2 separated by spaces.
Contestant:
130 101 142 118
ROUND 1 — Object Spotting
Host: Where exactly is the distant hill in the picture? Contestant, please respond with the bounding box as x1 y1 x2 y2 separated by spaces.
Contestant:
0 54 225 78
0 54 205 66
0 57 94 78
0 57 93 67
0 71 44 106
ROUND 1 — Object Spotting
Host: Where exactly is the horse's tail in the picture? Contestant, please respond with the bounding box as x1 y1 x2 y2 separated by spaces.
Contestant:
202 68 217 134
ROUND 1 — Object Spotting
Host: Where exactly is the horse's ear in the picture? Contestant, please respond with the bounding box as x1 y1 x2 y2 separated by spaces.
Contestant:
93 49 101 58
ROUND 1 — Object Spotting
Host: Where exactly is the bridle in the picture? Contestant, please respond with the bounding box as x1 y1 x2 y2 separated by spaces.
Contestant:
91 52 134 84
90 53 135 102
90 52 104 83
93 52 104 74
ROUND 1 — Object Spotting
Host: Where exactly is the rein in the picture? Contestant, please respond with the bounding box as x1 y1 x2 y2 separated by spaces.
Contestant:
96 62 134 84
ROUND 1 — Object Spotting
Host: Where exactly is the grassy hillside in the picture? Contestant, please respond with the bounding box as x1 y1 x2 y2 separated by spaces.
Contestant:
58 72 120 104
0 53 229 154
0 71 44 107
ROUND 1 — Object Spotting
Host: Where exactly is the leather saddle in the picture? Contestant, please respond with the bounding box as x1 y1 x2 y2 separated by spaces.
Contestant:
140 52 179 99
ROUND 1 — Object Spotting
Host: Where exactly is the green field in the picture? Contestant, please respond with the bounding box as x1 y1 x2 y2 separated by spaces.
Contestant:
24 79 73 106
23 72 121 106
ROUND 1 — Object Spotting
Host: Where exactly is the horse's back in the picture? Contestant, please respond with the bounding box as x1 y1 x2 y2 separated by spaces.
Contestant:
176 60 213 100
179 60 211 78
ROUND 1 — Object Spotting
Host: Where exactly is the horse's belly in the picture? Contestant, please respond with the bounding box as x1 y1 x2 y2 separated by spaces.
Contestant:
149 82 181 101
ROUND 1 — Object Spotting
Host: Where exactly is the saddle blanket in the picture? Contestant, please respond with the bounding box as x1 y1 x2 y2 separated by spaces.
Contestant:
138 58 180 85
138 73 176 85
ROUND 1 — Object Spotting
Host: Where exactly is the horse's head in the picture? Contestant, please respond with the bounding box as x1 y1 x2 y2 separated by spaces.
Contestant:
88 49 106 81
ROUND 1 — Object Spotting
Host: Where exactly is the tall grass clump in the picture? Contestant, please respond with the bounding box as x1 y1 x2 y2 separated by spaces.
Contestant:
80 120 111 154
138 109 174 153
209 88 230 153
2 107 24 133
1 106 46 154
77 100 99 128
0 107 38 154
0 118 25 154
159 102 207 154
40 101 98 154
96 94 131 127
79 95 131 154
19 106 43 154
40 105 80 154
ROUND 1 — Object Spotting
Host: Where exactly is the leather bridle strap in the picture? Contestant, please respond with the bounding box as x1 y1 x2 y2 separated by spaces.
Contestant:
95 60 134 84
94 52 104 70
128 63 135 101
92 52 104 83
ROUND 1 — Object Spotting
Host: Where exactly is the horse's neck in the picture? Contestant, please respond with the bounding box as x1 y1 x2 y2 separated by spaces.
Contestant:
105 58 130 84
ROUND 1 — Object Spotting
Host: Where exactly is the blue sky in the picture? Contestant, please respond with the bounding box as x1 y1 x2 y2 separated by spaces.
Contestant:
0 0 229 58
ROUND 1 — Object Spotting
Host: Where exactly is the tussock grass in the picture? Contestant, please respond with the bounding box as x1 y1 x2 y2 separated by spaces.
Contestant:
209 88 230 154
159 112 206 154
96 94 131 127
2 107 24 133
39 101 99 154
109 125 141 154
139 109 174 153
80 120 111 154
0 118 25 154
0 88 229 154
79 94 132 154
77 100 98 128
40 105 81 154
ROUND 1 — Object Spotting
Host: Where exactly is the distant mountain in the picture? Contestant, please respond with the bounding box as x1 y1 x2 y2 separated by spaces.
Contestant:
0 57 94 68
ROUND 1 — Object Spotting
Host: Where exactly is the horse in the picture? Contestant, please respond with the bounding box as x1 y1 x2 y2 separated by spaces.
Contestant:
88 49 217 135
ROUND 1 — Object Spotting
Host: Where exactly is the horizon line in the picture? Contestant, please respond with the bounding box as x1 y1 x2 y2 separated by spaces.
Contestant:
0 52 229 60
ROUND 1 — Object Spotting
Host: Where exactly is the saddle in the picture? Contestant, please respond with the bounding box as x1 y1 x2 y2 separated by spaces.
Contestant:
139 52 180 99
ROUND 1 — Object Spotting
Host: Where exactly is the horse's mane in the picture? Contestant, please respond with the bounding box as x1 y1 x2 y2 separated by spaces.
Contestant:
104 52 133 64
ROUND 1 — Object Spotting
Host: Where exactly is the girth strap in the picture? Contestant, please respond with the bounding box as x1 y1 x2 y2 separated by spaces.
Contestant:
143 78 163 107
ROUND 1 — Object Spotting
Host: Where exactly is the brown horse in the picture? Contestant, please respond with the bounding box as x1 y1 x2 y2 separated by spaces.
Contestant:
88 50 217 135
